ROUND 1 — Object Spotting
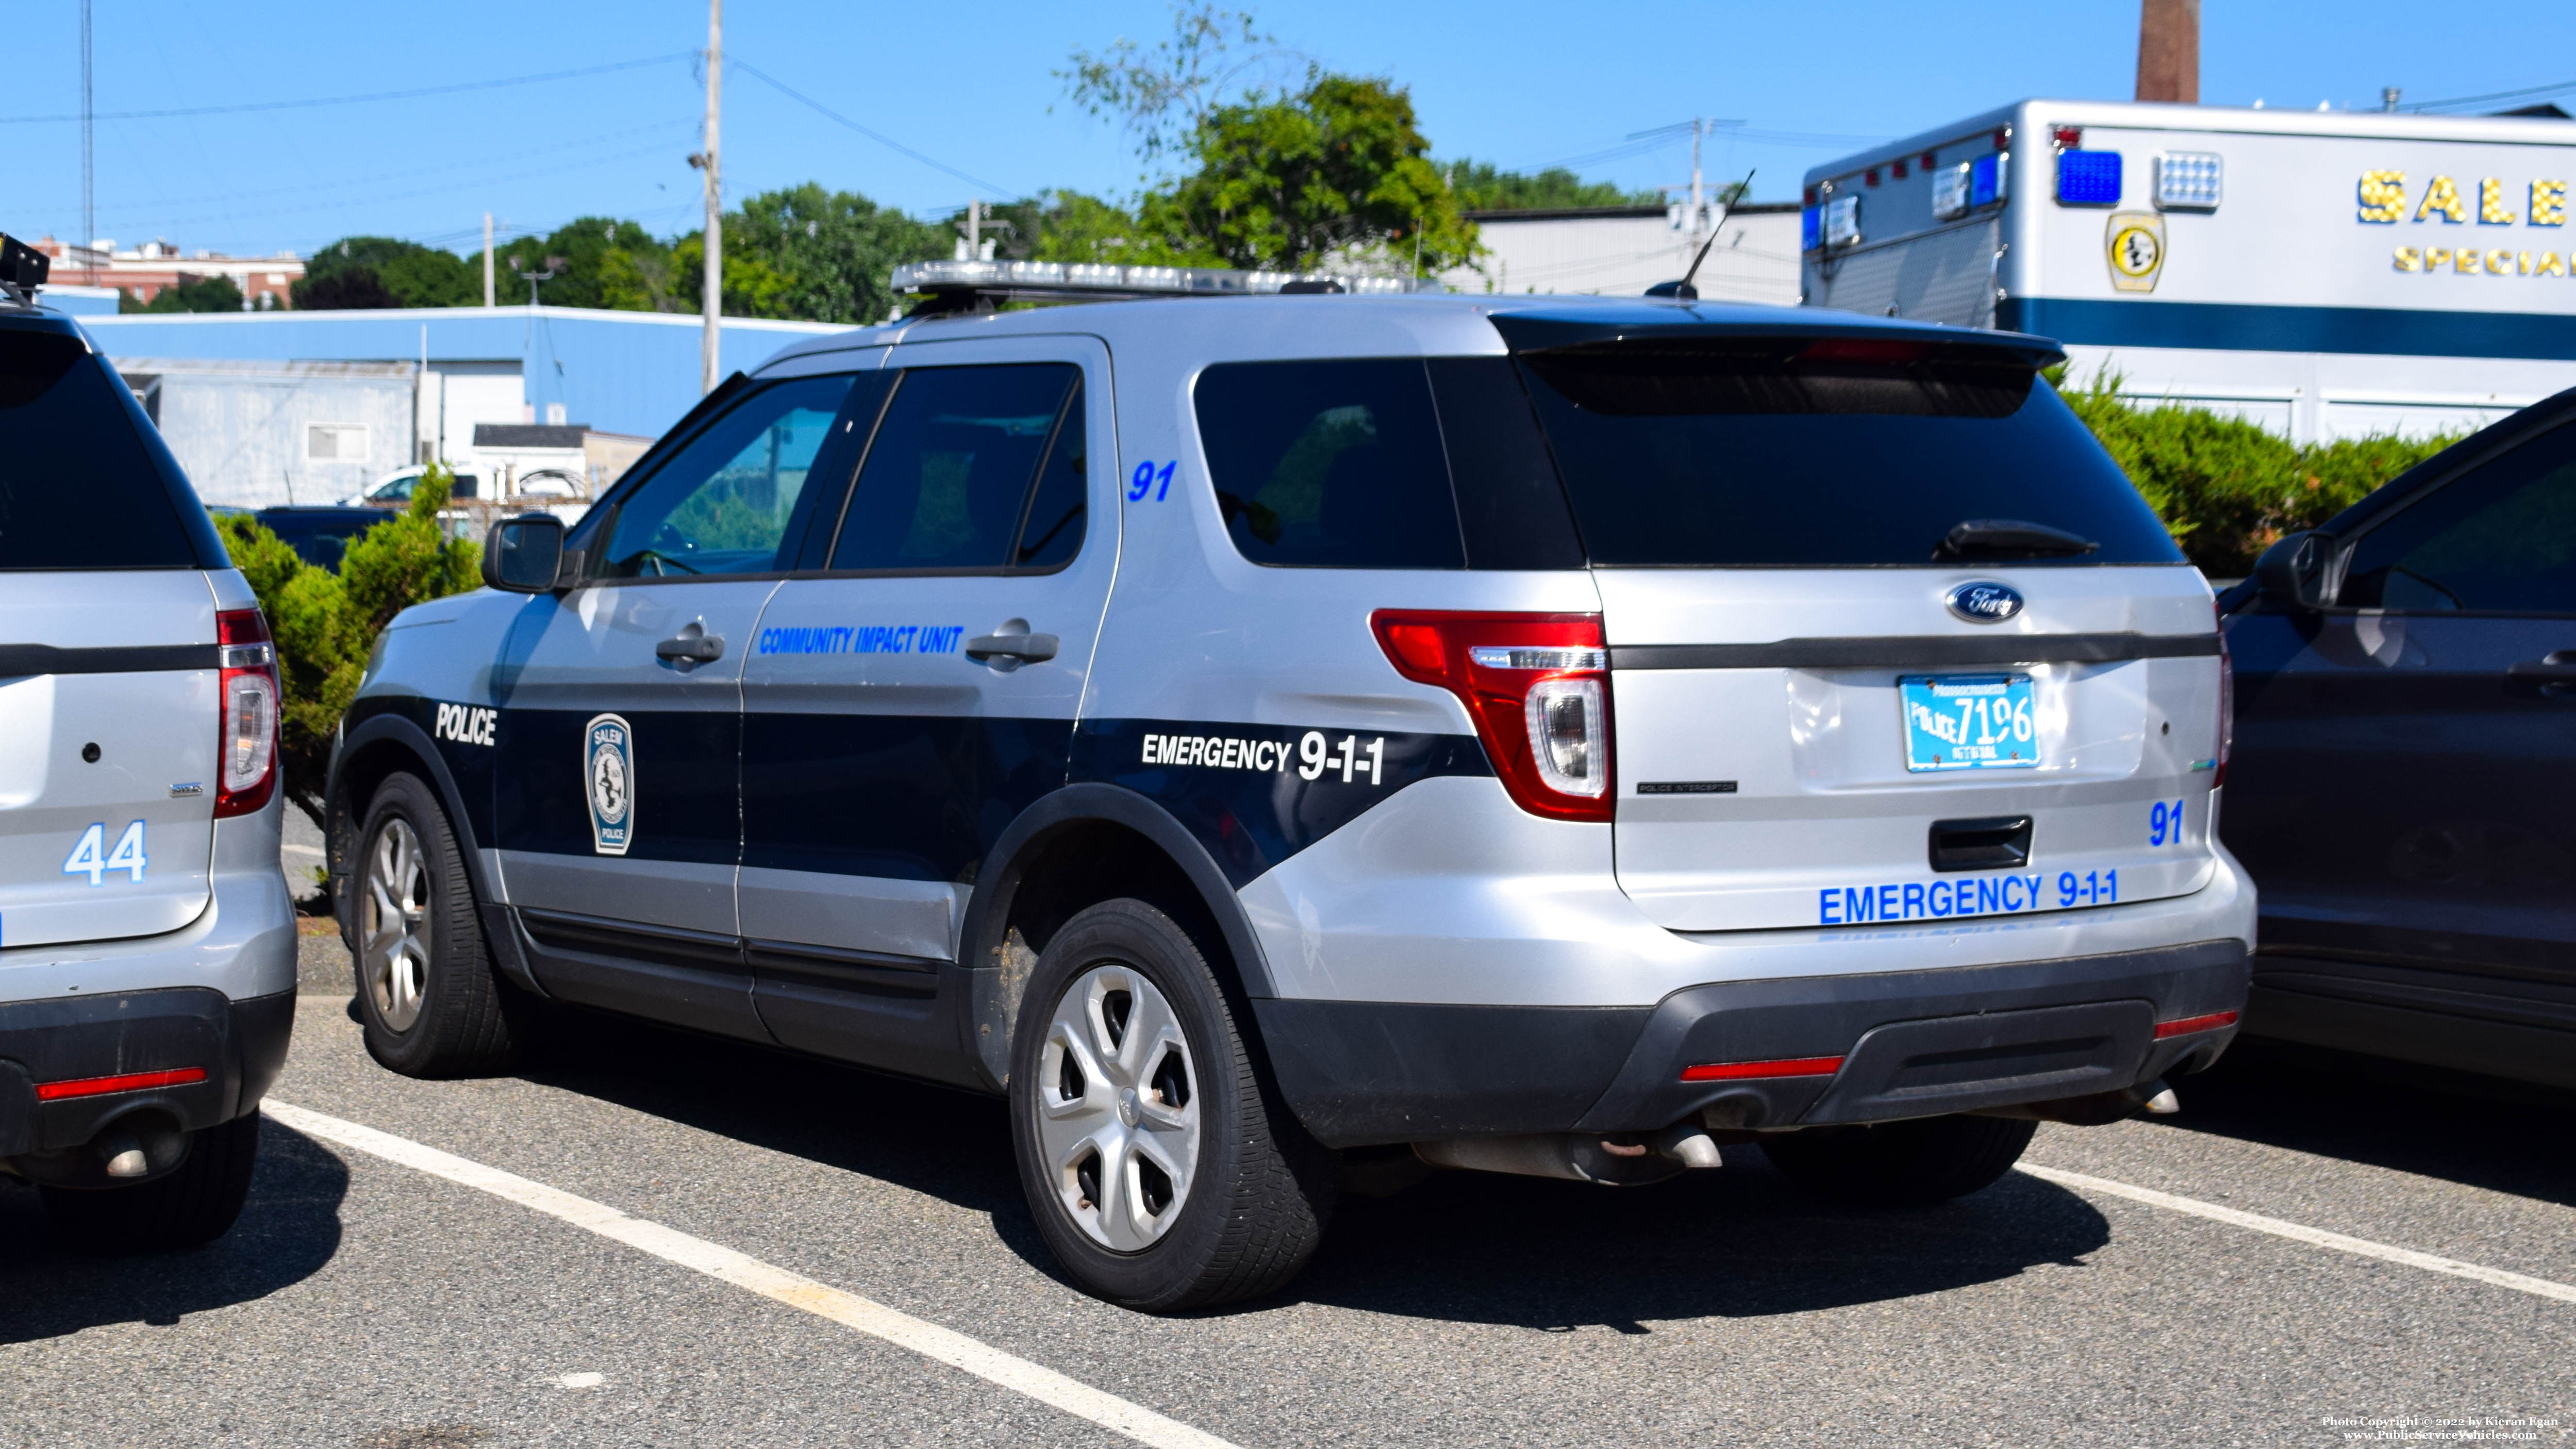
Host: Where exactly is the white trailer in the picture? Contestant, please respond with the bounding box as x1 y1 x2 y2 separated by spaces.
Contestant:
1801 99 2576 442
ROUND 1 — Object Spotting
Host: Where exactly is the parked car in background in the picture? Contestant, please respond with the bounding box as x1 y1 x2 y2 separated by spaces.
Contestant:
255 505 385 571
0 241 296 1251
344 463 481 508
2221 387 2576 1090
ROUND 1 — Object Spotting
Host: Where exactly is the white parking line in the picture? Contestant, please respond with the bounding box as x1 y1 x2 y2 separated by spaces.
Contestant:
2020 1162 2576 1305
261 1100 1243 1449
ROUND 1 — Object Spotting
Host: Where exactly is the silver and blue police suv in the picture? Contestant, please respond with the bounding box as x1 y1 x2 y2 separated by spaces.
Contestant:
329 264 2253 1310
0 238 295 1251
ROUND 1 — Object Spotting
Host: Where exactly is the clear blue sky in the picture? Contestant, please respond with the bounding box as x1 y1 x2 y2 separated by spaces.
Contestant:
8 1 2574 260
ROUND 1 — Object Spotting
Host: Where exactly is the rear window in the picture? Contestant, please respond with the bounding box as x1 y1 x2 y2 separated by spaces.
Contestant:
1515 338 2184 568
0 329 200 569
1191 358 1583 570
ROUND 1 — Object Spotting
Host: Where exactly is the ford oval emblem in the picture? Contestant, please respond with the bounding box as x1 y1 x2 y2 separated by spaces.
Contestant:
1947 581 2024 624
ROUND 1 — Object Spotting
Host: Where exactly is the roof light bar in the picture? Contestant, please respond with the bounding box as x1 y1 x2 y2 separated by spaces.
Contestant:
892 258 1435 307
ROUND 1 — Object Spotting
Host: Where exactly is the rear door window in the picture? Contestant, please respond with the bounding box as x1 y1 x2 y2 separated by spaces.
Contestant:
0 329 200 569
824 363 1083 572
1514 338 2183 568
2340 422 2576 612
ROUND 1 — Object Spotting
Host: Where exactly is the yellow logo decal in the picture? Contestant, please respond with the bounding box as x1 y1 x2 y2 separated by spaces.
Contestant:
2106 212 2166 292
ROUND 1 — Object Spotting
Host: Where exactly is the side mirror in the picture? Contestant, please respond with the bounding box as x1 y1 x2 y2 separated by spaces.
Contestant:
483 513 567 593
2252 529 2333 611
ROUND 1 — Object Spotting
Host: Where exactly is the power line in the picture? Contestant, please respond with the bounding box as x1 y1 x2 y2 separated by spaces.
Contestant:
2403 77 2576 113
728 59 1018 198
0 52 693 125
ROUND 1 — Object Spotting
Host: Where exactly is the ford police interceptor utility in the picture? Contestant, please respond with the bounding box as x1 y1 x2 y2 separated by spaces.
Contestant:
327 259 2252 1311
0 235 294 1252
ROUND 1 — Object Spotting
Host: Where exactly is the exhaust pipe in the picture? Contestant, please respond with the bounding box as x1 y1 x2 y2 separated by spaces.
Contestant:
1414 1124 1726 1185
1980 1078 2180 1127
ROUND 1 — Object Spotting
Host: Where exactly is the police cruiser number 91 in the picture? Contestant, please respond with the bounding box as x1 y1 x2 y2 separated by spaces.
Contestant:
326 259 2250 1313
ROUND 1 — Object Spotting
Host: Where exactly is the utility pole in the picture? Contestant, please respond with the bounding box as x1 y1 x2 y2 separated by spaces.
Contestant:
1689 119 1704 231
483 213 495 307
700 0 723 394
80 0 94 286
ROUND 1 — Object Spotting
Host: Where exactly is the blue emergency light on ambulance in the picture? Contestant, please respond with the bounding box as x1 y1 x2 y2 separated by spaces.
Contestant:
2055 149 2122 205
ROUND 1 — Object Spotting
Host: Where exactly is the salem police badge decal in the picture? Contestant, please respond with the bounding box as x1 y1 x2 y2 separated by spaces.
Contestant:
583 713 635 856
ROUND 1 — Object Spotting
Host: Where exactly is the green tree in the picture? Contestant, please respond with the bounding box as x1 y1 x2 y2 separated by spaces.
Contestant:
296 236 477 309
495 217 672 310
1149 72 1478 274
1060 3 1293 167
120 274 246 313
1442 159 1656 212
705 185 949 323
213 465 481 829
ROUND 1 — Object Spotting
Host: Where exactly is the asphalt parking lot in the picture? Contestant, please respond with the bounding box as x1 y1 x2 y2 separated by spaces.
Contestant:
4 926 2570 1449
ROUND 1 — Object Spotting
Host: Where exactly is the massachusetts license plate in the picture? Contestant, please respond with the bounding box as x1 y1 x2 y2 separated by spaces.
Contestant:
1900 674 2039 772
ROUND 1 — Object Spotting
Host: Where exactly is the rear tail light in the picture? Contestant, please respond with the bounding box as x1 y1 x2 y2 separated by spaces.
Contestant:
215 607 279 818
1372 611 1614 822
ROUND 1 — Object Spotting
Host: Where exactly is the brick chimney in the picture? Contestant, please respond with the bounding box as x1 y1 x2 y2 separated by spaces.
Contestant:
2135 0 2200 104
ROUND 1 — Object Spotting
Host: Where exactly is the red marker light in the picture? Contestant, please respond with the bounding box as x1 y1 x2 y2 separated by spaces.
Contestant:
2153 1011 2240 1039
36 1067 208 1102
1680 1055 1846 1082
2052 126 2083 150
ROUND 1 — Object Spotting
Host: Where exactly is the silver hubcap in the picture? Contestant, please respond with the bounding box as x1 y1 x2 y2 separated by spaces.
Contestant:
1037 963 1202 1252
361 818 432 1031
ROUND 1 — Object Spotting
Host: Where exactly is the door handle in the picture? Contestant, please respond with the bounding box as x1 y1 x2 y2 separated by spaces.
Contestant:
655 621 725 664
965 625 1059 665
2508 650 2576 695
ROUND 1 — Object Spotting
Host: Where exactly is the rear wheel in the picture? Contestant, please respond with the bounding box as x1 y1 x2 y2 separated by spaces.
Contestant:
1008 898 1332 1312
353 772 522 1076
1760 1114 2038 1207
40 1111 260 1252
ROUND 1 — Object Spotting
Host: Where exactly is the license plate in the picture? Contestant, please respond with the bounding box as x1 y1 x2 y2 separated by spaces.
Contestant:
1900 674 2039 772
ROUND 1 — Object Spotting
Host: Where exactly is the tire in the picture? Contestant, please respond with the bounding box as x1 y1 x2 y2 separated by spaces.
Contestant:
41 1111 260 1252
1760 1114 2039 1208
1008 898 1333 1312
351 771 523 1077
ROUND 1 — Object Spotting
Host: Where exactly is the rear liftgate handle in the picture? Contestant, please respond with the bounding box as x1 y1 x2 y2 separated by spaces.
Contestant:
655 619 725 667
966 618 1059 671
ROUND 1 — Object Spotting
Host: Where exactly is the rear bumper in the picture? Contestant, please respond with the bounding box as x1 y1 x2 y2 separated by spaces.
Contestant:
1255 939 2247 1147
0 986 295 1164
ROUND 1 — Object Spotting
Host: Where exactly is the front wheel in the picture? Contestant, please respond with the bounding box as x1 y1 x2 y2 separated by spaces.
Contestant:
1008 899 1332 1312
352 772 524 1077
1760 1114 2038 1207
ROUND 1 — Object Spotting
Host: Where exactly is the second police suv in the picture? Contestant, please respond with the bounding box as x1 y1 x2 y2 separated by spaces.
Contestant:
328 260 2251 1311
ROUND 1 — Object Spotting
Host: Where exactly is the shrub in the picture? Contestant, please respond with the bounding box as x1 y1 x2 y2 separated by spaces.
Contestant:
212 465 481 829
2053 367 2459 577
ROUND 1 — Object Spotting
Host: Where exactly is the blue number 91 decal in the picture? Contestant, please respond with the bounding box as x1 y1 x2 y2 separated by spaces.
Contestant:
1128 460 1176 501
2148 797 2185 846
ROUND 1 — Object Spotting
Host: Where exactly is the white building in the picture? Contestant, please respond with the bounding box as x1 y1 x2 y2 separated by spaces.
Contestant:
1441 202 1802 305
1802 99 2576 442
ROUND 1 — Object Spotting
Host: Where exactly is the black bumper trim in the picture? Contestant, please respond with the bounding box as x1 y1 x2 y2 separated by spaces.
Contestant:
0 987 295 1159
1254 940 2248 1147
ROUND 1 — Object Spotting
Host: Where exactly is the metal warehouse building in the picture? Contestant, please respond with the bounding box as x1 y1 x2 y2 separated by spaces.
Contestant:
79 307 841 509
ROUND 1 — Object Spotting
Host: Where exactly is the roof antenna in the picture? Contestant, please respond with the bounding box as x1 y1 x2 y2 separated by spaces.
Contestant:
1647 169 1754 300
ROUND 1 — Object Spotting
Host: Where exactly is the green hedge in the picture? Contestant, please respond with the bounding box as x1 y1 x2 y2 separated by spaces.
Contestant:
2053 368 2459 577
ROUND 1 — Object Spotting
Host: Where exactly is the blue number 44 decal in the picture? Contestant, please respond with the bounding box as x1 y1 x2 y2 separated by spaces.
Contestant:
63 821 147 886
1128 460 1176 501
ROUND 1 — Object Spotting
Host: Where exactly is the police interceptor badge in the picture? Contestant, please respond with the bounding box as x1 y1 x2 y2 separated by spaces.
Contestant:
583 713 635 856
